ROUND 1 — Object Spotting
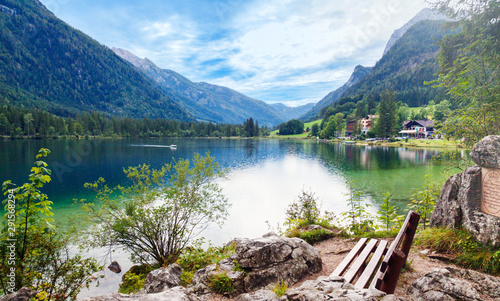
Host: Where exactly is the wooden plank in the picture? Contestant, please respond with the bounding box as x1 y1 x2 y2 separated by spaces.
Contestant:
343 239 378 282
355 240 388 289
331 237 368 277
378 249 406 294
369 211 420 291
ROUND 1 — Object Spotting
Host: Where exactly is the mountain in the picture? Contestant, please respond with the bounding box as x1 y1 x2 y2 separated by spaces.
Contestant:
300 65 372 121
383 8 448 55
270 103 315 121
338 19 451 107
0 0 191 120
301 9 450 121
113 48 284 126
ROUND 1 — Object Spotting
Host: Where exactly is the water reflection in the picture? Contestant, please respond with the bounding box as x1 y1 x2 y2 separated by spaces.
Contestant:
1 138 454 298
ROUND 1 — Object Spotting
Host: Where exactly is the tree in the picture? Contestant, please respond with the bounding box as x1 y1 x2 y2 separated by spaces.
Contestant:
82 153 229 265
320 117 338 139
432 0 500 145
374 90 399 138
1 149 101 299
311 123 319 137
0 113 9 135
23 113 33 136
409 175 439 229
278 119 304 135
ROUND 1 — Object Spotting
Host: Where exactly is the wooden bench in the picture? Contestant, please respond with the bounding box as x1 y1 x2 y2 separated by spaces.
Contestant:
330 211 420 294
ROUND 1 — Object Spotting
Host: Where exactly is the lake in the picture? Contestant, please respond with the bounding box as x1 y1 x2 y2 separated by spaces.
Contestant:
0 138 450 297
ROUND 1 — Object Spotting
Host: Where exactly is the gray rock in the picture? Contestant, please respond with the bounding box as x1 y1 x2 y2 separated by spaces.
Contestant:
0 287 37 301
191 235 322 295
430 166 500 246
82 287 200 301
470 135 500 168
143 264 182 293
407 268 483 301
239 276 393 301
108 261 122 273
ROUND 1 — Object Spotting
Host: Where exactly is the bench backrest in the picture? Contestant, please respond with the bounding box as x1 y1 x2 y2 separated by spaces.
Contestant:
330 210 420 294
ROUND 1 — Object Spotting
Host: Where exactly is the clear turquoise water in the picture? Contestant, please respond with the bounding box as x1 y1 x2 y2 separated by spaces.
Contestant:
0 138 450 297
0 138 449 241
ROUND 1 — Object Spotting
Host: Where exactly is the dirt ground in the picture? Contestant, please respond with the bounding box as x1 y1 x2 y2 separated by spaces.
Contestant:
204 236 498 301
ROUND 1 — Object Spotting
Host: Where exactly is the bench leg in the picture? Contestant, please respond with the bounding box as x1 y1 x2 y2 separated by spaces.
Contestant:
379 249 406 294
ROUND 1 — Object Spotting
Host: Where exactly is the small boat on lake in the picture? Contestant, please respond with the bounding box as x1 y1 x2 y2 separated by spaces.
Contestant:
169 144 177 149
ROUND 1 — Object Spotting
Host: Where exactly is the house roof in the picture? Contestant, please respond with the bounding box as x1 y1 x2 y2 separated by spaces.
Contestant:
403 119 434 128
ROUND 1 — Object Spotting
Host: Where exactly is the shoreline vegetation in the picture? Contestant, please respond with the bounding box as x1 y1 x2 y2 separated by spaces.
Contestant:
1 134 466 150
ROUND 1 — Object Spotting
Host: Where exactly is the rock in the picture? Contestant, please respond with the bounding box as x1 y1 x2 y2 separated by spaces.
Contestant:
430 166 500 246
0 287 37 301
191 235 322 294
108 261 122 273
143 264 182 293
444 267 500 300
237 276 393 301
82 287 200 301
408 268 483 301
470 135 500 169
234 289 285 301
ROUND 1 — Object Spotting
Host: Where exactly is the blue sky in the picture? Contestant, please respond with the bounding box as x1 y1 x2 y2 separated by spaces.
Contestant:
39 0 428 107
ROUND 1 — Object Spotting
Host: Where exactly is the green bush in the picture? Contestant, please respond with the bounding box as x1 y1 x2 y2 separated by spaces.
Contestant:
208 272 234 294
177 242 236 274
417 228 500 275
180 271 194 287
287 228 334 244
119 273 145 294
272 280 288 297
118 265 156 294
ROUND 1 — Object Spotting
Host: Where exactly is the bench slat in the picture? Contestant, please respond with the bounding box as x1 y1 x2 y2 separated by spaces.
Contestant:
354 240 388 288
343 239 378 282
331 237 368 277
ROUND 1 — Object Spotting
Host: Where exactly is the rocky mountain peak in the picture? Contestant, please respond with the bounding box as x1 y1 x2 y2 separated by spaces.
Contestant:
383 8 448 55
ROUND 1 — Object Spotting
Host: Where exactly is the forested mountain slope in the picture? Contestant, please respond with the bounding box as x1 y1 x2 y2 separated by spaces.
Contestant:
0 0 191 120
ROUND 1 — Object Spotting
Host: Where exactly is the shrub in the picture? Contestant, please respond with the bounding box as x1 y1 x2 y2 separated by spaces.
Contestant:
119 273 145 294
177 242 236 274
180 271 194 287
287 228 334 244
82 153 229 266
208 272 234 294
286 189 321 225
118 264 155 294
272 280 288 297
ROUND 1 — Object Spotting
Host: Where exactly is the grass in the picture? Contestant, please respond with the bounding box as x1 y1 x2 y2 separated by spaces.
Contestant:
272 280 288 297
208 272 234 294
176 243 237 286
416 228 500 275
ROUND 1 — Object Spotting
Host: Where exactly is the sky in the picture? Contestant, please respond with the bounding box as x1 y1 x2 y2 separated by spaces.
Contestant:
39 0 429 107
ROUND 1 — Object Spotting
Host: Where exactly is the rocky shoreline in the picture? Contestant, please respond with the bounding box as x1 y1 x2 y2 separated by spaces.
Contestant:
80 234 500 301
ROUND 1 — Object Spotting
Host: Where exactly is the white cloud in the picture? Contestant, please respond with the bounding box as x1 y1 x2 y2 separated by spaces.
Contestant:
142 22 174 38
48 0 429 105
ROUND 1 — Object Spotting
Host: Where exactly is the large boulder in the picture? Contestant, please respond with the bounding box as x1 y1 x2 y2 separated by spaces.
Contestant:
470 135 500 169
0 288 37 301
407 267 500 301
430 138 500 246
143 264 182 293
108 261 122 273
235 276 397 301
191 234 322 295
